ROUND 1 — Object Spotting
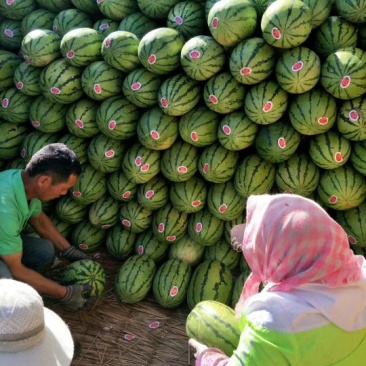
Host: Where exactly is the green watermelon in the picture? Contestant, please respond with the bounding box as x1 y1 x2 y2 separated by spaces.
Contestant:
137 0 181 19
55 195 88 224
0 121 29 160
106 224 136 260
35 0 73 13
0 18 23 51
350 141 366 176
0 0 37 20
134 230 169 262
119 200 154 234
334 0 366 24
21 9 56 36
52 8 92 37
48 213 74 238
118 11 158 39
107 170 138 202
93 18 119 39
71 219 107 253
231 272 248 309
88 194 119 229
137 175 170 210
222 211 246 245
168 234 205 266
71 0 101 15
204 240 240 271
97 0 139 20
301 0 333 29
13 62 42 96
0 50 22 91
247 0 272 16
58 133 89 165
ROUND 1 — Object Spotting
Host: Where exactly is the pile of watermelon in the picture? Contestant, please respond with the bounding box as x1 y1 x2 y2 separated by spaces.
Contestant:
1 0 366 312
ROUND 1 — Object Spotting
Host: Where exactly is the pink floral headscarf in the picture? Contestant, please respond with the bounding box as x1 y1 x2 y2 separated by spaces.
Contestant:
234 194 365 314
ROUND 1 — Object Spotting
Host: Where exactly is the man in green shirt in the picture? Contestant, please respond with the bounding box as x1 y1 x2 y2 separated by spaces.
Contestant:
0 143 92 309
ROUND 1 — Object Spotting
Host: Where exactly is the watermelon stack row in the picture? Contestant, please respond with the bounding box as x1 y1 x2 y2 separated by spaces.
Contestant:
1 0 366 311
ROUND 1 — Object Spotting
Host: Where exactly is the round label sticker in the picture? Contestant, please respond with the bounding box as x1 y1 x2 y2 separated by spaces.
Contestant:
190 131 199 141
138 245 144 255
23 55 31 63
202 163 209 174
348 235 357 245
105 150 115 158
328 195 338 204
212 17 219 29
263 101 273 112
66 50 75 59
191 200 201 207
340 76 351 89
104 38 112 48
148 54 156 64
292 61 303 72
75 119 84 128
170 286 179 297
101 224 111 229
2 98 9 108
317 116 328 125
94 84 102 94
123 334 135 341
195 222 203 232
150 130 160 140
278 137 286 149
72 191 81 197
16 81 23 90
177 166 188 174
79 243 88 250
240 67 252 76
108 120 116 130
222 125 231 135
97 0 104 3
209 94 218 104
131 82 141 91
149 321 160 329
349 110 359 122
174 16 183 25
6 0 15 5
31 120 40 127
122 191 131 199
219 204 227 213
122 219 131 227
189 50 201 59
334 152 343 163
100 23 109 30
145 190 155 199
50 87 61 95
4 29 13 38
135 157 142 166
140 163 150 171
160 97 169 108
166 235 176 242
158 223 165 233
272 27 282 40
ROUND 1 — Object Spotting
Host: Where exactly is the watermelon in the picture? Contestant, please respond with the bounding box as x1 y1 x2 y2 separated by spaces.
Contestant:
48 212 74 238
309 130 351 170
60 27 103 67
152 204 188 243
71 0 101 15
96 95 141 140
13 62 42 96
28 96 67 133
170 176 207 213
334 0 366 24
222 211 246 245
65 98 100 138
288 88 337 135
187 208 224 246
21 9 56 36
301 0 333 29
52 8 92 37
39 59 83 104
358 25 366 51
107 170 138 202
276 153 320 196
203 72 246 114
231 272 247 309
81 60 123 101
122 143 161 184
0 0 37 20
58 133 89 165
119 200 154 234
106 224 136 260
137 106 179 150
87 134 126 173
137 175 170 210
261 0 312 49
207 0 257 47
60 259 106 296
0 121 29 160
71 219 107 253
118 12 158 39
134 230 169 262
255 120 301 164
321 47 366 100
186 300 241 356
20 29 61 67
93 18 119 39
55 195 88 224
137 27 184 75
350 141 366 176
137 0 181 19
317 164 366 210
0 18 23 51
168 234 205 266
234 154 276 198
167 1 206 39
217 110 258 151
97 0 139 21
153 259 192 308
122 68 162 108
247 0 272 16
101 31 140 73
0 50 22 91
6 157 27 170
35 0 73 12
187 260 235 309
88 194 119 229
115 254 156 303
204 240 240 271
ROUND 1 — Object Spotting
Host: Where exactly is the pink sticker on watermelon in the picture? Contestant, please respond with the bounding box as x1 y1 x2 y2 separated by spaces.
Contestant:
135 156 142 166
240 67 252 76
101 224 111 229
278 137 286 149
169 286 179 297
348 235 357 245
189 50 201 59
222 125 231 135
292 61 303 72
349 110 359 121
15 81 23 90
94 84 102 94
105 150 115 158
2 98 9 108
79 243 88 250
5 29 13 38
202 163 209 174
24 55 31 63
20 149 26 158
31 120 40 127
50 87 61 95
284 189 293 194
150 130 160 140
122 191 131 199
318 116 328 125
122 219 131 227
209 94 218 104
108 120 116 130
191 200 201 207
53 25 58 32
195 222 203 232
6 0 14 5
263 101 273 112
340 76 351 89
145 190 155 199
131 82 141 91
149 321 160 329
66 50 75 59
99 23 109 30
334 152 343 163
158 223 165 233
212 17 219 29
328 195 338 204
272 27 282 40
75 119 84 128
166 235 176 242
104 38 112 48
72 191 81 197
140 163 150 172
174 16 183 25
138 245 144 255
219 204 227 213
123 334 135 341
177 166 188 174
148 54 156 65
97 0 104 3
160 97 169 108
190 131 199 141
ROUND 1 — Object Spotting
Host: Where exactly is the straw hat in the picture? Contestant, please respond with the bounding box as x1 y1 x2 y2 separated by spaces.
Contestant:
0 279 74 366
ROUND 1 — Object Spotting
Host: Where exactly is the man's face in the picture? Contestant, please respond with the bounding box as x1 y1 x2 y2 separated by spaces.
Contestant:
37 174 78 201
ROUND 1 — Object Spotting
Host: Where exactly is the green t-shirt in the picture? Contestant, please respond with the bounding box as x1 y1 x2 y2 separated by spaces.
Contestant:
0 169 42 255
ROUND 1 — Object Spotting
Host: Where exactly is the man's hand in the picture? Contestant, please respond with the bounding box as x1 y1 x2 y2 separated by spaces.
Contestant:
189 339 208 358
59 246 88 262
60 285 93 310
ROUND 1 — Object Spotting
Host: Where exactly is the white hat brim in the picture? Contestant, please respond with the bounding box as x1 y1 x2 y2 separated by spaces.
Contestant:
0 307 74 366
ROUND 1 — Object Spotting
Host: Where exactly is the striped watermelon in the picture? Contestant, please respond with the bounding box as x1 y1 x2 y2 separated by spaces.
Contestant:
334 0 366 24
0 87 34 124
81 60 123 101
179 105 220 147
313 16 357 59
20 29 61 67
107 170 138 202
186 300 241 356
168 234 205 266
115 254 156 303
101 31 141 73
0 0 37 20
204 240 240 271
137 106 179 150
122 143 161 184
71 164 107 205
0 50 22 91
29 96 67 133
71 219 107 253
58 133 89 165
288 88 337 135
52 8 92 37
161 140 199 182
180 35 225 82
119 200 154 234
309 130 351 170
261 0 312 49
106 224 136 260
96 95 141 140
0 18 23 51
244 80 288 125
21 9 56 36
302 0 333 29
93 18 119 39
39 59 83 104
222 211 246 245
255 120 301 163
97 0 139 20
88 194 119 229
198 143 239 183
152 204 188 243
137 175 170 210
60 27 103 67
87 134 126 173
122 68 162 108
35 0 73 12
65 98 100 138
118 11 158 39
350 141 366 176
207 0 257 47
61 259 106 296
167 1 206 39
187 208 224 246
321 47 366 100
246 0 271 16
137 27 184 75
234 154 276 198
230 37 276 86
71 0 101 15
217 110 258 151
317 164 366 210
231 272 248 309
49 212 74 238
170 176 207 213
137 0 181 19
187 260 235 309
276 153 320 196
203 72 246 114
158 74 200 116
153 259 192 308
134 230 169 262
55 195 88 224
0 121 29 160
13 62 42 96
